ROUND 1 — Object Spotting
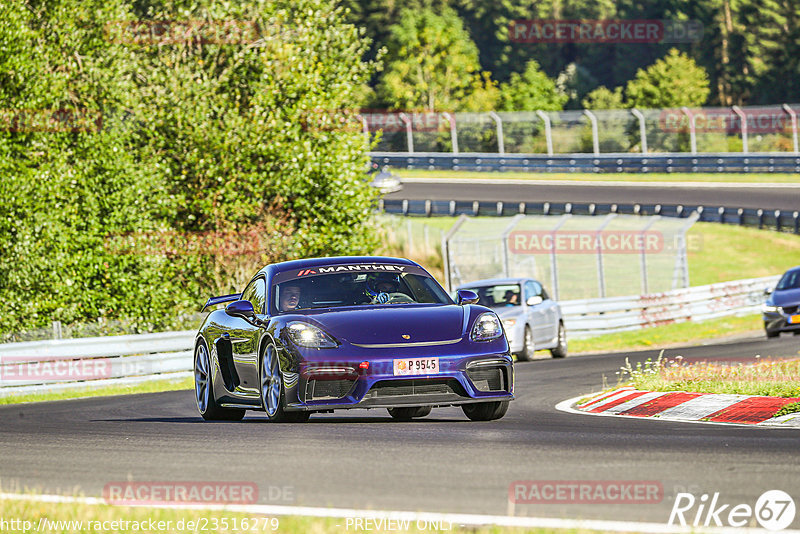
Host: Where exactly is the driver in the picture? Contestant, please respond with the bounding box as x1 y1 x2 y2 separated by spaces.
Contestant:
280 284 301 311
365 273 401 303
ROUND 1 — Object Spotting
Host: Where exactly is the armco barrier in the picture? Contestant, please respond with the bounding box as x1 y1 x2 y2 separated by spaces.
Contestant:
560 275 780 338
0 275 781 395
371 152 800 173
0 330 195 396
378 198 800 234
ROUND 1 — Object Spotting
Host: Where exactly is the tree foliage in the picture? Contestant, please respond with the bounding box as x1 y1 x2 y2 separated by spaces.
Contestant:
0 0 378 336
625 48 710 108
377 7 485 111
499 60 567 111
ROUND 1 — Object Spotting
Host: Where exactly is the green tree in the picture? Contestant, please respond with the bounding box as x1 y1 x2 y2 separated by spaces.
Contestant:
582 86 626 110
377 7 484 111
499 60 567 111
625 48 710 108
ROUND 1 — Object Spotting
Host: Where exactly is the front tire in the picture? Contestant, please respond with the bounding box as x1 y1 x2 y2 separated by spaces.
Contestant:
516 326 535 362
550 322 567 358
462 401 509 421
766 328 780 338
260 343 309 423
194 341 245 421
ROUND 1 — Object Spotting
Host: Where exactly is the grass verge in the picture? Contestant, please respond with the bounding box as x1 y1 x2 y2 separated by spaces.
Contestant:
619 352 800 398
568 313 764 355
393 168 800 184
0 375 193 406
0 494 602 534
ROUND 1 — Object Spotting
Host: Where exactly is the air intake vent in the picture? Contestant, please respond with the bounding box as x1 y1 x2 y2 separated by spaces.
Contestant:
305 379 355 401
467 367 506 392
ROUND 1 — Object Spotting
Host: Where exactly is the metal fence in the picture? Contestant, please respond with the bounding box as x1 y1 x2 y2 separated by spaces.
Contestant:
365 104 800 155
442 213 698 300
0 274 777 394
0 331 194 396
561 275 779 338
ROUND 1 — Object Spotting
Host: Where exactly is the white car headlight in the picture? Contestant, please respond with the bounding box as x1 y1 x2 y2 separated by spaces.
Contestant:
762 304 781 313
287 322 338 348
471 312 503 342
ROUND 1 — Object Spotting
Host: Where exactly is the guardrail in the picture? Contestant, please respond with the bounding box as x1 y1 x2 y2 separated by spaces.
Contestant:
0 331 195 396
371 152 800 173
560 275 779 338
378 199 800 234
0 275 779 395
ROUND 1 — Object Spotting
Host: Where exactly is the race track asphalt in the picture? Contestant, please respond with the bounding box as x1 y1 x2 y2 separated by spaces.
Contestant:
386 179 800 211
2 334 799 526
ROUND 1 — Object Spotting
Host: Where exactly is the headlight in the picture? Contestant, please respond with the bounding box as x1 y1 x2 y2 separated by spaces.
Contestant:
286 321 338 348
762 304 781 313
471 312 503 342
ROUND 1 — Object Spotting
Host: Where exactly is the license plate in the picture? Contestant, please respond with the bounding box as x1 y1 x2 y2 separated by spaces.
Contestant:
393 357 439 376
790 315 800 324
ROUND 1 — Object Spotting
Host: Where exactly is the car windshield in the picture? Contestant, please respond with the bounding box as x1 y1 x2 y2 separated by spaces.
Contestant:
272 271 452 313
776 270 800 290
467 284 522 308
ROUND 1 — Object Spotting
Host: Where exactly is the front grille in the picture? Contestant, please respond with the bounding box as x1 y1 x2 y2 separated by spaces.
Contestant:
363 378 465 399
467 367 506 392
305 379 355 401
783 305 799 315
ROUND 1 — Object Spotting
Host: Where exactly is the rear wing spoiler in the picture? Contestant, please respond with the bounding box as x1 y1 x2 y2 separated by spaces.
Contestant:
202 293 242 312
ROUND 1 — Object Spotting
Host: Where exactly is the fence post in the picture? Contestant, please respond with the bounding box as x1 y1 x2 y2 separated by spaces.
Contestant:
630 108 648 153
681 107 697 154
488 111 504 154
52 321 62 340
732 106 748 153
441 112 459 154
548 215 571 300
398 112 414 153
441 215 469 292
583 110 600 155
639 216 661 295
535 110 554 156
501 214 525 278
594 214 616 298
783 104 799 154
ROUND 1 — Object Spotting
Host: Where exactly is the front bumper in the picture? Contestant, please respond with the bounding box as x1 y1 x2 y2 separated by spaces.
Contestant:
763 310 800 334
285 352 514 412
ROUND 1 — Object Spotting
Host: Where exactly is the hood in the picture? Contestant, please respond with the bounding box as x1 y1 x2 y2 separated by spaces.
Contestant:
300 305 466 344
492 306 525 319
772 288 800 307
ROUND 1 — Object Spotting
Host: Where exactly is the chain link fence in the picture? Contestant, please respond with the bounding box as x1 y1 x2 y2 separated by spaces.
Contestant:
365 104 799 155
442 213 699 300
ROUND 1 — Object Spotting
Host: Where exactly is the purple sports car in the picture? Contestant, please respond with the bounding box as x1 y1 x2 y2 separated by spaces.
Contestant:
194 256 513 422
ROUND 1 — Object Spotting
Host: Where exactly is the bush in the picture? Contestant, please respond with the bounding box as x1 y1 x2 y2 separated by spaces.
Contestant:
0 0 377 336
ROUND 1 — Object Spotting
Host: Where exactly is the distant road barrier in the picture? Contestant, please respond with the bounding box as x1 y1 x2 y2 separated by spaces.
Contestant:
561 275 779 338
0 331 195 396
371 152 800 174
379 198 800 235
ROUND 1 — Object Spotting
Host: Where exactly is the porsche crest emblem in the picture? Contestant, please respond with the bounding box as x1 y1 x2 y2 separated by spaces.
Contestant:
401 334 411 340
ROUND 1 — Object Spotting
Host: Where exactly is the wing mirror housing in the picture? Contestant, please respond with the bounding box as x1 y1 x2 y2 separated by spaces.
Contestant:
764 287 774 296
456 289 479 305
225 299 256 319
526 296 544 306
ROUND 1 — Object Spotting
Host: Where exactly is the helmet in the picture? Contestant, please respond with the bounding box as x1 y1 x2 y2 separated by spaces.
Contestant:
365 273 400 301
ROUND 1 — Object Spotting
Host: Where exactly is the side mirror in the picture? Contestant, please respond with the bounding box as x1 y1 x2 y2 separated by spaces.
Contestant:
225 299 256 319
526 296 543 306
764 287 774 296
456 289 479 305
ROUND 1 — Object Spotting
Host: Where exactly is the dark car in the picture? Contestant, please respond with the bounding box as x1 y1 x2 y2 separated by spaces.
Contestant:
763 266 800 338
194 256 513 422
